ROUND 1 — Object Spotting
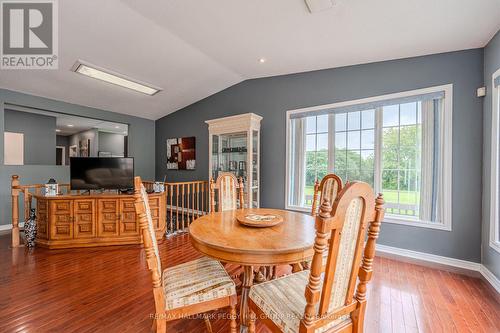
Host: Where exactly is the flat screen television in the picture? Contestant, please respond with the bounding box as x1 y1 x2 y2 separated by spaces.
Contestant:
70 157 134 190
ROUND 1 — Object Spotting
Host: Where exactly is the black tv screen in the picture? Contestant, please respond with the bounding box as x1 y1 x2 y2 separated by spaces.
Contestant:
70 157 134 190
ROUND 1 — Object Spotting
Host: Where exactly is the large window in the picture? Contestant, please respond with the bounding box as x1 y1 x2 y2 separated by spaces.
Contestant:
490 70 500 252
286 85 452 230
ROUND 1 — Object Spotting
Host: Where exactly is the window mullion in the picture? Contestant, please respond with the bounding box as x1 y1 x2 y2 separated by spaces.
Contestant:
374 107 383 194
328 114 335 173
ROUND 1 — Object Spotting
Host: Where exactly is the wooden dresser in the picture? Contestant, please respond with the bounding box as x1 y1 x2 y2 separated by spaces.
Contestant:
33 192 166 249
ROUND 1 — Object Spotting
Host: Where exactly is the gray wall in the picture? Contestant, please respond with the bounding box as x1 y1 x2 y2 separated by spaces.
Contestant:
4 109 56 165
98 132 126 156
156 49 484 262
482 30 500 279
0 88 156 226
69 129 98 157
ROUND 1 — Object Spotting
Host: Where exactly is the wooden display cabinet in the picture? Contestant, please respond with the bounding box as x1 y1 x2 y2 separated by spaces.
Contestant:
206 113 262 208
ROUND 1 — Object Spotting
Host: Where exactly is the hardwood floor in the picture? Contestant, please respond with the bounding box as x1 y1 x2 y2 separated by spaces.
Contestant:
0 233 498 333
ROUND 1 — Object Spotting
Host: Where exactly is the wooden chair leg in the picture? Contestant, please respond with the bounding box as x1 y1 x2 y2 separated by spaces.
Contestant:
229 304 238 333
203 314 213 333
351 302 366 333
248 311 256 333
153 317 166 333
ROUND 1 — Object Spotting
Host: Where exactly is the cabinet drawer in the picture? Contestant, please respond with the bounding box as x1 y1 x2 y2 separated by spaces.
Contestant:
97 199 119 237
148 197 160 208
49 200 73 240
74 199 95 239
121 199 136 211
75 201 93 212
100 200 118 212
53 201 72 213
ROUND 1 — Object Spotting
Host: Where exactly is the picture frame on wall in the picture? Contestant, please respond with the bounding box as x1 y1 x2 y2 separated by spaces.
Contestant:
79 139 90 157
166 137 196 170
69 145 78 157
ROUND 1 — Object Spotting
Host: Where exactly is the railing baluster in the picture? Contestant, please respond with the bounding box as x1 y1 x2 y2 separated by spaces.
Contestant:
175 184 180 233
169 184 173 235
191 183 194 222
194 183 197 219
181 184 185 231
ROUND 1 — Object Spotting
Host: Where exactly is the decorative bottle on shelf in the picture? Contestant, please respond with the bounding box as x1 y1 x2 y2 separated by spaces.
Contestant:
24 208 37 248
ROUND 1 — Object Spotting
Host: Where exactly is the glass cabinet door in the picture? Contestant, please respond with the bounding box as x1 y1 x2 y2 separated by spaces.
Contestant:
211 132 254 207
251 130 259 208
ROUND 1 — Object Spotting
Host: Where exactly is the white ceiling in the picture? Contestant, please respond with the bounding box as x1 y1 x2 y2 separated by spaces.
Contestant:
0 0 499 120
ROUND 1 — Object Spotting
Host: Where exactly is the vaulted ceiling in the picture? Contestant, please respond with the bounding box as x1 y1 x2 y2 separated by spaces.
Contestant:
0 0 499 120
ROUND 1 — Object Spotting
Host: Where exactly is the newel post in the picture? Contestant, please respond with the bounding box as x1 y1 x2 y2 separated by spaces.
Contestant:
11 175 21 248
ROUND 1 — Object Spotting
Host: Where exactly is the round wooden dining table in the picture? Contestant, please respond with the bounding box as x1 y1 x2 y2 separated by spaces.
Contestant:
189 208 316 332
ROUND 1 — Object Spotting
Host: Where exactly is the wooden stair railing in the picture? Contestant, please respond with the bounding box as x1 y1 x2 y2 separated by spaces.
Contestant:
164 181 210 235
10 175 73 247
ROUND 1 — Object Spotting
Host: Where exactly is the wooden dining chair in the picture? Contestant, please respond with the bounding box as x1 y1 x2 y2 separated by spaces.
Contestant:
293 174 344 272
133 176 238 333
311 174 343 217
209 172 248 281
247 181 384 333
210 172 245 212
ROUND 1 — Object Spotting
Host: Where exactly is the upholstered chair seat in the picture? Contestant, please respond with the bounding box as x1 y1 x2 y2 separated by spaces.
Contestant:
249 271 351 333
163 257 236 311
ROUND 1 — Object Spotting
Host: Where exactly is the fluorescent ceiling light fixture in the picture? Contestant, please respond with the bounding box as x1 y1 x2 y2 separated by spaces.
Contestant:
72 61 161 96
67 124 74 127
55 129 61 132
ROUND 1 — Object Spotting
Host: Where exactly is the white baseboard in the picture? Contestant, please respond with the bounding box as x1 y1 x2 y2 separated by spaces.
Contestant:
480 265 500 294
0 223 20 232
376 244 499 294
376 244 481 271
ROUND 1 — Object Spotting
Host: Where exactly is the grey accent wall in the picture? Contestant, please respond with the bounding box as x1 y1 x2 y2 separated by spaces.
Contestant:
0 89 155 226
156 49 484 262
69 129 98 157
4 109 56 165
98 132 126 156
482 30 500 279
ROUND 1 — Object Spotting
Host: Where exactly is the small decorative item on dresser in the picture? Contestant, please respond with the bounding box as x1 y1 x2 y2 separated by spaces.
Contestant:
24 208 37 248
153 181 165 193
44 178 58 196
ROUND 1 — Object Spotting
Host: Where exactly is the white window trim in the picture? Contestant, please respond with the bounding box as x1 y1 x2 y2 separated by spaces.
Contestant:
285 84 453 231
490 68 500 253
